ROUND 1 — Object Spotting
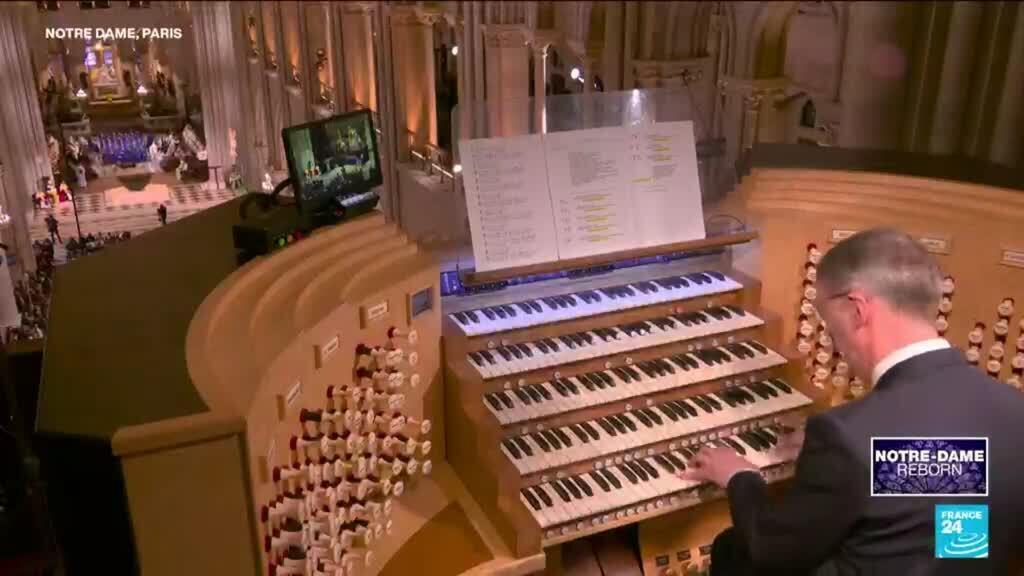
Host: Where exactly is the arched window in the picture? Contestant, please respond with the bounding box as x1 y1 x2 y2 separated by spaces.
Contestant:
800 100 816 128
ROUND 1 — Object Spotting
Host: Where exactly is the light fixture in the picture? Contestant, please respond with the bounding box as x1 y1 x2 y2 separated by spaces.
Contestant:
451 45 458 56
570 67 580 80
136 84 148 95
75 88 86 98
453 163 462 174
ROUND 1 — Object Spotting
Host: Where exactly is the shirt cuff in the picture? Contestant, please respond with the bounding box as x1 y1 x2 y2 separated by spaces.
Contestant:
726 468 762 489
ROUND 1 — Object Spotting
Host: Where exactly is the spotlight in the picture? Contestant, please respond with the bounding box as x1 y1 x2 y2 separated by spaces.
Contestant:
136 84 148 95
570 67 580 80
453 164 462 174
451 45 459 56
75 88 86 98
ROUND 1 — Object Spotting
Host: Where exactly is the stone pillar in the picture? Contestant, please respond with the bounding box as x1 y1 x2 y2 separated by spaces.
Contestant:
0 6 52 272
530 40 549 133
342 3 377 111
837 2 916 149
742 93 765 151
928 2 984 155
192 1 261 188
989 6 1024 165
484 25 530 138
391 6 439 158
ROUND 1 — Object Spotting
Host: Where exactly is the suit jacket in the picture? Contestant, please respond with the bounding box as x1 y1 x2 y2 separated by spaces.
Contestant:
726 348 1024 575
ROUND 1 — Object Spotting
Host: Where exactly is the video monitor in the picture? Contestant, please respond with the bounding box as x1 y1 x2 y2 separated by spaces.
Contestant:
282 109 382 215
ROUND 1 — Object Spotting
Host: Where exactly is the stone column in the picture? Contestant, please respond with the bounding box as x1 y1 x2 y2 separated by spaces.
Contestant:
391 6 439 158
192 1 261 188
0 6 52 272
836 1 916 149
484 25 530 137
989 6 1024 166
741 92 767 151
342 3 377 111
529 39 549 133
928 1 984 155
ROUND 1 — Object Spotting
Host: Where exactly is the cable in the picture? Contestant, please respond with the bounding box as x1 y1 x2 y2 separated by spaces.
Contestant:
238 177 295 220
704 213 748 234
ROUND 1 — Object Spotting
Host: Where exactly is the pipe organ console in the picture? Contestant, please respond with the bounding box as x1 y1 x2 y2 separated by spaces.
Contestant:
35 147 1024 576
443 235 815 562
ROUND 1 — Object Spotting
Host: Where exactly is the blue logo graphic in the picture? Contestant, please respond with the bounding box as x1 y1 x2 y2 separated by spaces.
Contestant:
871 437 988 496
935 504 989 558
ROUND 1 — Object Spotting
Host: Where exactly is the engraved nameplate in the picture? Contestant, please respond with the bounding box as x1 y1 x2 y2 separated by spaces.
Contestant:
1001 249 1024 269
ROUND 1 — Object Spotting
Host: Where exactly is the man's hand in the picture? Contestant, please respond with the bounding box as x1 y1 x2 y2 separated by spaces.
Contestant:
772 425 806 462
679 445 758 488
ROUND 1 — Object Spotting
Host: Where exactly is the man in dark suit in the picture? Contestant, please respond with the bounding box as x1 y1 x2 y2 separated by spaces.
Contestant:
683 228 1024 575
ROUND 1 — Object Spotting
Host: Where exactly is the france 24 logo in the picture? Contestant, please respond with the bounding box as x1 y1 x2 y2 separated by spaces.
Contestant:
935 504 989 559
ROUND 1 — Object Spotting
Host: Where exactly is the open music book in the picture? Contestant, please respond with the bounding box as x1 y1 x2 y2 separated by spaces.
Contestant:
460 121 706 273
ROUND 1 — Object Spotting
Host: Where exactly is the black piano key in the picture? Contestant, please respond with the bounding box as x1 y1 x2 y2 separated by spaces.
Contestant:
541 429 562 450
707 270 726 281
551 481 571 502
561 478 582 499
574 476 594 497
639 458 659 479
578 375 596 391
569 424 589 443
618 464 639 484
554 427 573 446
551 380 569 397
606 417 626 435
530 432 551 451
535 384 552 401
508 346 523 360
528 301 543 313
703 395 722 411
522 488 541 510
503 439 522 459
589 471 611 491
524 386 542 403
770 378 793 393
618 414 638 432
601 468 622 489
515 302 532 315
644 408 663 425
626 460 649 481
665 452 686 470
453 311 469 325
485 394 503 411
501 305 517 317
492 307 506 319
513 436 533 456
656 404 679 422
747 340 769 354
580 421 600 440
497 392 514 409
654 453 675 473
534 485 553 506
722 437 747 455
512 388 531 405
633 410 652 427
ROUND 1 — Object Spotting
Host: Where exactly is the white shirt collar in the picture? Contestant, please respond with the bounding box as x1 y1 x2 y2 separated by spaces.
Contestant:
871 338 951 384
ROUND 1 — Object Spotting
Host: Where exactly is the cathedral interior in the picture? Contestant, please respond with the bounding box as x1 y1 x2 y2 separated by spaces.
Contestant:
0 1 1022 575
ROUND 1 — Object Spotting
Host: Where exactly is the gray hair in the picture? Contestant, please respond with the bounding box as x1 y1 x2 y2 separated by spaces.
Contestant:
817 228 943 321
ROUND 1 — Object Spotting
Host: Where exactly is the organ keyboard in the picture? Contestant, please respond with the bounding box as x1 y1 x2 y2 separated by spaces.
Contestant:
444 239 812 557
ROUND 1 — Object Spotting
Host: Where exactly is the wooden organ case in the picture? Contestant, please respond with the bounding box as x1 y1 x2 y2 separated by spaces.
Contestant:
634 145 1024 575
443 228 816 573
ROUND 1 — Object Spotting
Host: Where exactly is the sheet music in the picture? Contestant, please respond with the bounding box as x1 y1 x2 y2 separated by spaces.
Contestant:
460 121 705 273
543 127 639 260
627 121 706 247
460 134 559 272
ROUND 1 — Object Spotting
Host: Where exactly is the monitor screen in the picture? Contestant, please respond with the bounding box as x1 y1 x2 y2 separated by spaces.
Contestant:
282 109 382 215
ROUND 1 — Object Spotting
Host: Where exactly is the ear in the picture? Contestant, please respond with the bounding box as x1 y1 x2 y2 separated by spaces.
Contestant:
847 290 871 329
